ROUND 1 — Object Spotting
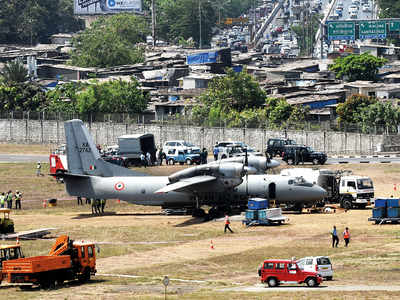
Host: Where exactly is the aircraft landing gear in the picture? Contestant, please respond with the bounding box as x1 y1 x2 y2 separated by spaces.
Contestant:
192 208 206 218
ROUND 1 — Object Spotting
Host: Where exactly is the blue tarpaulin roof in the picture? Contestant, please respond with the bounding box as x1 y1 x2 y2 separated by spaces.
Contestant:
186 51 218 65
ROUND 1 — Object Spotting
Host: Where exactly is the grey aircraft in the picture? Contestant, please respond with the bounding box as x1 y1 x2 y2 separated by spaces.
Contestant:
57 120 327 216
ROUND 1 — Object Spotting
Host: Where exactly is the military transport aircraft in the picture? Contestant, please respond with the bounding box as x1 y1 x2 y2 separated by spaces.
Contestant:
55 120 326 217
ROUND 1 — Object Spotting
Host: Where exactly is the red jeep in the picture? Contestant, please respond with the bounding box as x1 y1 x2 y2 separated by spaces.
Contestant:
258 259 322 287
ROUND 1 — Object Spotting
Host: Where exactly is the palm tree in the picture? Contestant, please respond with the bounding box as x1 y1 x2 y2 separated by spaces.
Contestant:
0 59 28 84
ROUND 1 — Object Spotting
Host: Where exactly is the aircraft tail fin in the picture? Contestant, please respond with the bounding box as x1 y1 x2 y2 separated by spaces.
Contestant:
65 119 145 177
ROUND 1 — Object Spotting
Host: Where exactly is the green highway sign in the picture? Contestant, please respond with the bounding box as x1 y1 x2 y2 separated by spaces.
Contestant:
389 21 400 32
359 21 386 39
327 21 355 41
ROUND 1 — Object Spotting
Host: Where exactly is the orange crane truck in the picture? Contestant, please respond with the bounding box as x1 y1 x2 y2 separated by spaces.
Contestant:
1 235 96 289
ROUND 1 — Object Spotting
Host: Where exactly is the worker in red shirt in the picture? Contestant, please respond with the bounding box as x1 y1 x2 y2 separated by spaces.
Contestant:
224 214 234 233
343 227 350 247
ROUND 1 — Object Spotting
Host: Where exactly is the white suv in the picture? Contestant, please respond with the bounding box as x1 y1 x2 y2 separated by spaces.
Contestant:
163 140 200 153
297 256 333 280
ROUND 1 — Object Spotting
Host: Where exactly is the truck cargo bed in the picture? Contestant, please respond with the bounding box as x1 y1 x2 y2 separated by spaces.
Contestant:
2 255 71 274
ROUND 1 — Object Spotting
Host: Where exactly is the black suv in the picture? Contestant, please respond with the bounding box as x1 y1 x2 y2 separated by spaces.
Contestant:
282 145 327 165
266 138 296 157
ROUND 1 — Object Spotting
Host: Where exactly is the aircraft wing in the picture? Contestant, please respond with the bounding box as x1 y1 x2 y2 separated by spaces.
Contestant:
155 175 216 194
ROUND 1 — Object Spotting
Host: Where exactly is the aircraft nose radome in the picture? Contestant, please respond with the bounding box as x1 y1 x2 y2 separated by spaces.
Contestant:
268 159 280 168
314 185 327 200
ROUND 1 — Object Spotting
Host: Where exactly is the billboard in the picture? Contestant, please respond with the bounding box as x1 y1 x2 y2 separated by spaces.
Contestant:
74 0 142 15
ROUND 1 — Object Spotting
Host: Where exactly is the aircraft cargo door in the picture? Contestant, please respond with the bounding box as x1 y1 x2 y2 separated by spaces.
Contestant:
268 182 276 200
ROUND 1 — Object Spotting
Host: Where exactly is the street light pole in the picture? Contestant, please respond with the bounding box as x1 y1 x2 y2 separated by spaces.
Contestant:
151 0 156 47
199 0 202 49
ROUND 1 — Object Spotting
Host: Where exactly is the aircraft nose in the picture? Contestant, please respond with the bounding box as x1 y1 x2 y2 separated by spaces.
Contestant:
267 159 280 169
313 185 327 200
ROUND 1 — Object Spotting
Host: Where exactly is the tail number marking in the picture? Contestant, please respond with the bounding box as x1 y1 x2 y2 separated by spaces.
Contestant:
115 182 125 191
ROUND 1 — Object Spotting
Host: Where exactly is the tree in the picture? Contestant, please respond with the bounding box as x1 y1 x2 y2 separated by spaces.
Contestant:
70 14 149 68
336 94 377 124
0 83 46 111
329 53 387 82
75 78 149 115
265 97 292 127
0 59 28 84
359 101 400 132
0 0 83 44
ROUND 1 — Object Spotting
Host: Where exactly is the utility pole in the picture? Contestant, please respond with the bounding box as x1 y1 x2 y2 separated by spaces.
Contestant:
199 0 202 49
151 0 156 47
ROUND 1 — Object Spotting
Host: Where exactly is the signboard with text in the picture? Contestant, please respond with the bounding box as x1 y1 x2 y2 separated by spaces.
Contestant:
389 21 400 32
359 21 386 39
74 0 142 15
327 21 355 41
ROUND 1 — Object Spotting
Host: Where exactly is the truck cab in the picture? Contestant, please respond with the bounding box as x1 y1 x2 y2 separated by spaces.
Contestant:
259 259 322 287
0 244 23 269
339 176 374 209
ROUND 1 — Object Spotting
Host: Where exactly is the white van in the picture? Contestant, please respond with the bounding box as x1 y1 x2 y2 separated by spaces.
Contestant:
163 140 200 153
297 256 333 280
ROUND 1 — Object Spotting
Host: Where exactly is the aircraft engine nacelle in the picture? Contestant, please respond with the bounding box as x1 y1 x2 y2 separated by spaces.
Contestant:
168 162 244 186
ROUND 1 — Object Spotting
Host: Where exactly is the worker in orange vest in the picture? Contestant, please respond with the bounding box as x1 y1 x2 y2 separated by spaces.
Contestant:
224 214 234 233
343 227 350 247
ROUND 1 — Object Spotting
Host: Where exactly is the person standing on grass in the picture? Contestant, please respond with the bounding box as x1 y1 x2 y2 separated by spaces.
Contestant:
331 225 339 248
92 199 99 215
0 192 5 208
15 191 22 210
343 227 351 247
100 199 106 214
36 161 41 176
224 214 234 233
6 190 13 209
85 197 91 205
77 196 83 205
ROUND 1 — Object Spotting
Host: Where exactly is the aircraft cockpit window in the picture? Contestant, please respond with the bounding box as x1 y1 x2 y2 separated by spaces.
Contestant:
293 177 313 187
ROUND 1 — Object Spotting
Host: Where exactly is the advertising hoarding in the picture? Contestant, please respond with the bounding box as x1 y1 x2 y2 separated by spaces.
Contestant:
74 0 142 15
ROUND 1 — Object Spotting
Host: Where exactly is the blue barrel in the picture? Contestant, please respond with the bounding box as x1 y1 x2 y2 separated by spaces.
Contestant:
387 207 400 218
387 198 400 208
375 198 388 208
245 210 258 220
248 198 268 210
372 207 386 218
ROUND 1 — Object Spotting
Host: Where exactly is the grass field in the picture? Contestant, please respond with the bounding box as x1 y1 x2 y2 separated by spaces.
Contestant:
1 159 400 298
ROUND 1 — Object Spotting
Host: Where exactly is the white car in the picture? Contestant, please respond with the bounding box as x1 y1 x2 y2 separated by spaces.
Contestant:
163 140 200 153
362 4 371 12
297 256 333 280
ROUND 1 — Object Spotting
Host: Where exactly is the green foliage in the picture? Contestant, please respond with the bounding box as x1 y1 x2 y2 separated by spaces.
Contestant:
75 78 149 114
329 53 387 82
291 13 322 56
70 14 148 68
46 82 84 113
192 69 309 128
378 0 400 18
0 59 28 84
359 101 400 132
199 68 266 113
336 94 377 124
0 0 83 44
0 83 46 111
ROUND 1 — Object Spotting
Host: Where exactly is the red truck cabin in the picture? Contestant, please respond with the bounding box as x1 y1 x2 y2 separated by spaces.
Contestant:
259 259 322 287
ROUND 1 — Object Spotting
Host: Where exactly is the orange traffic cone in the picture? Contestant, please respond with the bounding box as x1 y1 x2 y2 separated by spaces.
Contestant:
210 240 214 250
42 199 47 208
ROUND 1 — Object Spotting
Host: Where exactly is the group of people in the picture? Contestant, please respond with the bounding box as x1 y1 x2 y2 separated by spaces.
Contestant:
77 197 106 215
140 151 154 168
331 225 351 248
0 190 23 209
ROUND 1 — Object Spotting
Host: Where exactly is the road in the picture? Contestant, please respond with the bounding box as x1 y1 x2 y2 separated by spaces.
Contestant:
220 283 400 292
0 154 48 163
